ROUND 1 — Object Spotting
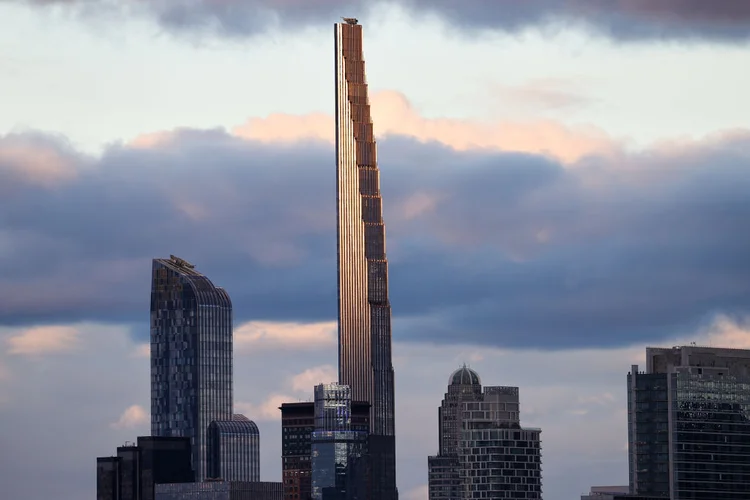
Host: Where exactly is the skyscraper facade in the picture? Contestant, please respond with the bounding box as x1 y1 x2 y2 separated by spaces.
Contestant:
311 384 368 500
151 255 233 481
428 366 484 500
628 346 750 500
335 18 397 500
208 415 261 482
428 368 542 500
459 386 542 500
280 400 371 500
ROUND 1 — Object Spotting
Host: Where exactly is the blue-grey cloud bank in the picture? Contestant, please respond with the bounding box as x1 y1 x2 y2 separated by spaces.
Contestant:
1 128 749 348
10 0 750 40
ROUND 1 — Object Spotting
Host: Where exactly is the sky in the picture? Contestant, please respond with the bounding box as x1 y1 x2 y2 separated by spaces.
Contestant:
0 1 749 499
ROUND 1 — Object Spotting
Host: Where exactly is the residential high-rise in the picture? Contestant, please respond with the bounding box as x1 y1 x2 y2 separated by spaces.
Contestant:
150 255 233 480
208 415 261 482
334 18 397 500
459 386 542 500
428 366 483 500
280 401 370 500
311 384 369 500
428 368 542 500
628 346 750 500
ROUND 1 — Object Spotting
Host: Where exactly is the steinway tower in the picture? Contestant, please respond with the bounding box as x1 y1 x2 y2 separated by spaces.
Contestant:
335 18 398 500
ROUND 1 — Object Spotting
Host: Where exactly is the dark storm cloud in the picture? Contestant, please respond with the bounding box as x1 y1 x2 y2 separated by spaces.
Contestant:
2 127 750 348
7 0 750 40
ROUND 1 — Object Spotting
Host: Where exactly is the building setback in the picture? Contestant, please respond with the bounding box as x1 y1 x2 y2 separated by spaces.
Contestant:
334 18 397 500
628 346 750 500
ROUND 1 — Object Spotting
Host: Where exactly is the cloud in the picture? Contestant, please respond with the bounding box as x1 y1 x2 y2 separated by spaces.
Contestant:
11 0 750 40
132 343 150 358
236 393 298 421
234 90 617 164
489 79 592 113
110 404 149 430
289 364 337 393
235 321 336 352
0 123 749 350
0 132 81 192
5 325 81 355
702 314 750 349
0 323 150 500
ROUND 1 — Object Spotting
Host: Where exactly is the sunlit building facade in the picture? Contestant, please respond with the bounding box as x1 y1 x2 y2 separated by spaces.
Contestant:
151 255 234 481
335 19 397 500
628 346 750 500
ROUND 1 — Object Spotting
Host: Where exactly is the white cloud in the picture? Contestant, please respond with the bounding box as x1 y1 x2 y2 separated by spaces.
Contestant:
132 343 150 358
234 321 336 352
110 404 149 430
289 365 337 393
236 394 298 422
6 325 81 356
704 314 750 348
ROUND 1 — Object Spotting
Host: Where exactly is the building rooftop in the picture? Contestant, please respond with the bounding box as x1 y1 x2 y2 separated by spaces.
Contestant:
450 364 481 386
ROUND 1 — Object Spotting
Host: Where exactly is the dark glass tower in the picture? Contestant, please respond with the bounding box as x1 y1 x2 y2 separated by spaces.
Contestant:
310 384 368 500
628 346 750 500
150 255 233 481
335 18 397 500
280 401 371 500
208 415 261 482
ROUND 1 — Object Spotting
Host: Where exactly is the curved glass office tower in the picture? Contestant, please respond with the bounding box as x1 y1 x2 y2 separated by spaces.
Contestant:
335 19 397 500
150 255 233 481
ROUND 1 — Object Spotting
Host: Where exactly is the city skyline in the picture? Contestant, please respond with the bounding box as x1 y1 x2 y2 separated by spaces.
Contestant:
1 2 750 500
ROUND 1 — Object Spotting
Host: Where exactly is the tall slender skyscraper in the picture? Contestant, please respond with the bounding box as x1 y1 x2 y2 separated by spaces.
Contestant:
150 255 233 481
335 18 397 500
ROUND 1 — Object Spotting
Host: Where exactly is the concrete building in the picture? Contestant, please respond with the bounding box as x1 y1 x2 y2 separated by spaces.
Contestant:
628 346 750 500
